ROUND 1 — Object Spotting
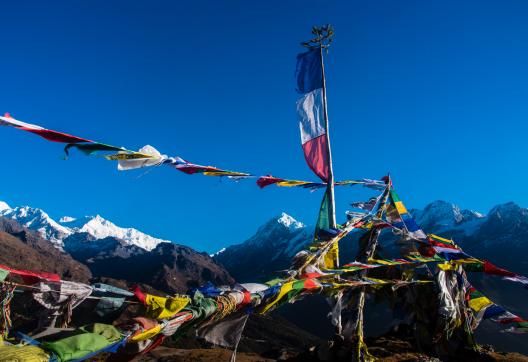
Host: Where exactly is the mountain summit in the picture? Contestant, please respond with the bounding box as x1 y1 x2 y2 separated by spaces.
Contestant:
214 212 312 282
411 200 485 235
277 212 305 229
58 214 169 251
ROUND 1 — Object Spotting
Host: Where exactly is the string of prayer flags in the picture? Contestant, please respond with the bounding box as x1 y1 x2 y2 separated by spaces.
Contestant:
416 233 528 288
0 113 251 179
467 286 528 333
457 259 528 288
1 113 392 193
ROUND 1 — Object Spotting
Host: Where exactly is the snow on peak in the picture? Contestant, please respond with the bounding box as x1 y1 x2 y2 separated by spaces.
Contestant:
277 212 304 229
0 201 10 212
60 214 169 251
0 205 71 244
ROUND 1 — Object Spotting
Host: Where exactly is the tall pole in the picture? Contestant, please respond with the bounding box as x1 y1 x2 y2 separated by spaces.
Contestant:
320 45 337 230
302 24 340 335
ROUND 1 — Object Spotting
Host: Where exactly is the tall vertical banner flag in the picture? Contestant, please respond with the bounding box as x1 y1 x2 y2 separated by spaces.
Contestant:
295 49 329 181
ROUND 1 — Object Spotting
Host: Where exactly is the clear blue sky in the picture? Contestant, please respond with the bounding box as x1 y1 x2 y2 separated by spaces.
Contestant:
1 1 528 252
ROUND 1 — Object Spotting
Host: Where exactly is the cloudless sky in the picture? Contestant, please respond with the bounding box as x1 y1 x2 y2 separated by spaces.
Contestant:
1 1 528 252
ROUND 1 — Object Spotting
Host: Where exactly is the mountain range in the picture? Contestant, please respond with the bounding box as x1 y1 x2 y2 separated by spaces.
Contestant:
2 198 527 284
2 198 527 281
0 201 168 251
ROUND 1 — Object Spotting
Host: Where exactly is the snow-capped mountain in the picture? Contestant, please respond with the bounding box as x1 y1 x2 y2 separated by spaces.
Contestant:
0 201 168 251
245 212 309 256
214 212 312 282
411 200 486 235
58 215 169 251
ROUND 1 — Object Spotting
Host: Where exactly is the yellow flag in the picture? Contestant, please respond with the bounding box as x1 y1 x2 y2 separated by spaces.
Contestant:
469 296 493 312
145 294 191 319
323 242 339 269
130 324 163 342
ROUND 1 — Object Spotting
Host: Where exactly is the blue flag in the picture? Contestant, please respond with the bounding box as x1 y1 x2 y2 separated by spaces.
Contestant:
295 49 322 94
